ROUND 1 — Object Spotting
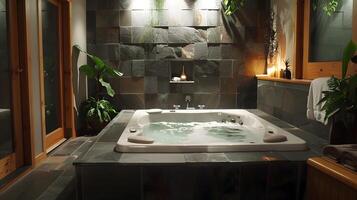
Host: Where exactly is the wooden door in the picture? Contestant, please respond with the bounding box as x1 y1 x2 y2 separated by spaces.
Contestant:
39 0 65 150
0 0 24 179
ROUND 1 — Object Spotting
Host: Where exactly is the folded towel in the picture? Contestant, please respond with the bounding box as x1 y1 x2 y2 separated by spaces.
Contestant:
340 150 357 171
307 77 330 124
323 144 357 160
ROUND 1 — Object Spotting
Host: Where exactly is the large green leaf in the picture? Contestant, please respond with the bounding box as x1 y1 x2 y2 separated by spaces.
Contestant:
79 64 97 78
348 75 357 106
105 67 123 78
90 56 105 71
342 40 357 79
99 78 115 97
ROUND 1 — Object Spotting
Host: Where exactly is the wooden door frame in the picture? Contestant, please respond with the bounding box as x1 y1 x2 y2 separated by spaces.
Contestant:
38 0 65 150
0 0 37 190
301 0 357 79
0 0 25 180
0 0 74 190
37 0 75 152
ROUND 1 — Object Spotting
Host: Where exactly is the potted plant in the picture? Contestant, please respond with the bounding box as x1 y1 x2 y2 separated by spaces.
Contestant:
319 41 357 144
74 45 123 135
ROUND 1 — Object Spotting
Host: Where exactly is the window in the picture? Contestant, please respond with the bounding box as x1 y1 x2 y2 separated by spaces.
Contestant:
301 0 357 79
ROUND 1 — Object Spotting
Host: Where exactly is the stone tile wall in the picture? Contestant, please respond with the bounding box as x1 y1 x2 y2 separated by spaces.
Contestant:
87 0 269 109
257 80 330 140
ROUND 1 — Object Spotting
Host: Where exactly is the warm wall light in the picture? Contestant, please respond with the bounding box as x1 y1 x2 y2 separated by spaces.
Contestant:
131 0 152 9
267 66 276 77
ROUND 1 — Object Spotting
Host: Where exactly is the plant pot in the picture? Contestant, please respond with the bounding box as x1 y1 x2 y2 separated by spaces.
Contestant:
329 111 357 144
87 119 109 135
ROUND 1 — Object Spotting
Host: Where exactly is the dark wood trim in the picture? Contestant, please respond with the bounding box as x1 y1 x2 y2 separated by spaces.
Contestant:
307 157 357 200
7 0 24 169
352 0 357 74
256 75 311 85
34 152 47 166
36 0 47 154
62 0 76 138
17 0 35 166
0 154 16 180
294 0 304 79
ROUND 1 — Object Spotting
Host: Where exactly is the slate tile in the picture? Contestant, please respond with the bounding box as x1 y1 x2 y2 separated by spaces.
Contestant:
153 28 168 43
192 94 220 108
131 10 151 27
132 60 145 77
96 10 120 27
119 26 131 43
207 27 220 43
119 77 144 93
119 10 131 26
115 94 145 109
96 0 121 10
207 10 221 26
220 78 236 94
132 27 154 43
168 27 206 43
143 167 198 200
194 60 219 78
185 153 229 163
79 166 141 200
119 60 132 77
145 77 158 94
120 44 145 60
208 45 221 59
120 154 186 163
151 10 169 26
145 60 170 77
219 60 234 78
239 163 268 200
96 28 119 43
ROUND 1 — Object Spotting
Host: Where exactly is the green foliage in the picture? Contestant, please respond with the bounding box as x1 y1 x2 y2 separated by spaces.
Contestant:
81 97 118 124
154 0 165 9
223 0 245 16
74 45 123 132
313 0 342 16
318 41 357 121
74 45 122 97
342 41 357 79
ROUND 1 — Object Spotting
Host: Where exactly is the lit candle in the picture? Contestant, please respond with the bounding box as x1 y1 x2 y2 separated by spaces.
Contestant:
180 66 187 81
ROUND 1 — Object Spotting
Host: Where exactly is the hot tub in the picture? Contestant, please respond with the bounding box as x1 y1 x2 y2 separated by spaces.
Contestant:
115 109 307 153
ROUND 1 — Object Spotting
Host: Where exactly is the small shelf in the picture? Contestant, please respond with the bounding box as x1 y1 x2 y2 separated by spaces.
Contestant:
256 75 312 85
169 81 195 84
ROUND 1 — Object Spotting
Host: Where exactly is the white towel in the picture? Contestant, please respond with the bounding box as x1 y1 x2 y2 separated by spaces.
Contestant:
307 77 330 124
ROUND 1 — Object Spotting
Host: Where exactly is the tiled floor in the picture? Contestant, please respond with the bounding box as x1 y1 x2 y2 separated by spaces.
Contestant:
0 137 95 200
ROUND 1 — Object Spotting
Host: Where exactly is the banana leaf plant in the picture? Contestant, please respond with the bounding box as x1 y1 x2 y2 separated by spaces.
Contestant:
74 45 123 134
222 0 245 16
318 40 357 122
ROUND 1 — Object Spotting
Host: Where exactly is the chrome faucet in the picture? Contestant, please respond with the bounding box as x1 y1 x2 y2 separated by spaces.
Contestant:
198 105 206 109
173 104 181 110
185 95 195 110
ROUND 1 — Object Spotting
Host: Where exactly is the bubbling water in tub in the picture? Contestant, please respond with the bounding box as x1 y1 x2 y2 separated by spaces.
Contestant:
142 121 259 144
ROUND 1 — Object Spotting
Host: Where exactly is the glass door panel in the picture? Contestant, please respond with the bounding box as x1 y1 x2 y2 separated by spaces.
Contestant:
0 0 14 160
309 0 353 62
41 0 64 148
0 0 23 179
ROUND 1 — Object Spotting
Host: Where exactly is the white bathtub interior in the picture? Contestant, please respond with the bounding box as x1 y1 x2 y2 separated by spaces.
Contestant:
115 110 307 153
